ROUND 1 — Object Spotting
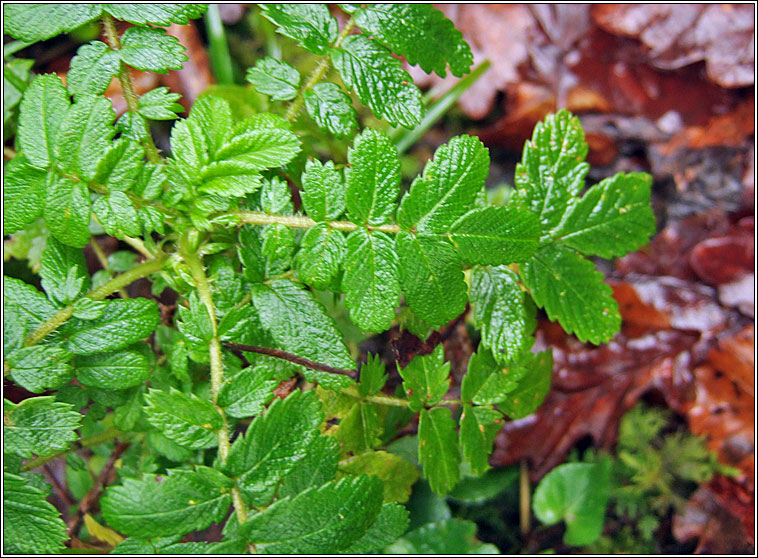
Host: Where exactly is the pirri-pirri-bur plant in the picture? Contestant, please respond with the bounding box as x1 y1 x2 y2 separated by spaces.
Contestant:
2 4 656 554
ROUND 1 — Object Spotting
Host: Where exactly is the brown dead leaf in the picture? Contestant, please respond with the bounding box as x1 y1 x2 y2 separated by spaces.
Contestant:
161 22 213 110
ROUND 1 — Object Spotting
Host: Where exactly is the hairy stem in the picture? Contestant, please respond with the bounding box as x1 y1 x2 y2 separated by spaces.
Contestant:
179 238 251 531
23 255 168 348
235 211 401 234
102 13 161 163
284 16 355 123
21 427 123 472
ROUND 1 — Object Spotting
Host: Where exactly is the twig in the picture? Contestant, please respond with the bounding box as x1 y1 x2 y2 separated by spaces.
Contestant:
43 463 75 509
222 342 356 376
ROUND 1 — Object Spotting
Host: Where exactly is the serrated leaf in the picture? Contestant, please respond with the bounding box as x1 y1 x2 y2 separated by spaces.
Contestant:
520 243 621 344
72 298 107 320
305 82 357 137
398 345 450 412
341 502 410 553
43 175 91 247
61 298 161 355
7 345 74 394
251 279 354 370
94 137 144 190
397 135 489 232
93 191 141 239
554 172 656 258
113 386 144 431
75 349 151 390
4 397 81 458
395 232 467 329
459 405 502 475
3 472 68 554
449 205 540 265
343 229 400 332
2 156 47 234
514 110 589 234
497 350 552 419
246 57 300 101
533 460 611 546
358 353 387 397
101 468 231 538
119 26 187 73
218 365 276 419
67 41 120 96
4 58 34 125
295 224 346 289
386 518 498 554
470 265 536 363
278 434 339 499
3 276 59 332
103 4 207 25
301 159 346 221
144 388 222 450
261 4 338 55
339 450 418 503
224 390 322 507
3 4 102 42
335 401 383 453
354 4 472 77
418 407 460 495
18 73 70 169
241 475 384 553
39 238 88 307
137 87 184 120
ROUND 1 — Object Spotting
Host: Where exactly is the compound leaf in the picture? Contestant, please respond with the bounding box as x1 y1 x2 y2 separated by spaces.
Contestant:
94 137 145 190
397 135 489 232
18 73 70 169
240 475 384 554
2 156 47 234
217 365 277 419
246 57 300 101
418 407 460 495
261 4 338 55
144 388 223 450
119 26 187 73
341 503 410 554
332 35 423 128
295 224 346 290
305 82 358 138
44 176 91 247
398 345 450 412
103 4 207 25
4 397 81 458
520 243 620 344
67 41 120 96
6 345 74 394
343 229 399 332
92 191 141 239
301 159 346 221
39 237 88 306
137 87 184 120
459 405 503 475
3 4 102 42
75 349 151 390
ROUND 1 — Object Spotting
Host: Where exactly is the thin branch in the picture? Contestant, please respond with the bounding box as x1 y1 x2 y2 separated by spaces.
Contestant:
89 238 130 299
234 211 401 234
222 342 356 376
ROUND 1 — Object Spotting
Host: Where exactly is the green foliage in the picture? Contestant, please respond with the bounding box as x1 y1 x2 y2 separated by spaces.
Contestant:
387 518 499 554
4 397 82 458
4 472 68 554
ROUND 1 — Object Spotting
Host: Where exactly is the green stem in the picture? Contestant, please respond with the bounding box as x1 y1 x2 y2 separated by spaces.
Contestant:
341 385 462 409
89 238 130 299
284 16 355 123
205 4 235 85
102 13 162 163
234 211 401 234
21 427 122 472
22 255 168 348
179 236 251 531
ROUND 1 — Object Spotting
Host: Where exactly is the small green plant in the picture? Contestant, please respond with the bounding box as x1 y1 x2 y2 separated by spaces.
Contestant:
3 4 656 554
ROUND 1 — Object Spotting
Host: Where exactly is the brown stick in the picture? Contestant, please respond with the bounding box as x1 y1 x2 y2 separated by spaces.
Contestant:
221 342 356 376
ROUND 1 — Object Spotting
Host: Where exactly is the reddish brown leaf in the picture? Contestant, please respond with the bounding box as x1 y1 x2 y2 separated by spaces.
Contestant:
161 22 213 110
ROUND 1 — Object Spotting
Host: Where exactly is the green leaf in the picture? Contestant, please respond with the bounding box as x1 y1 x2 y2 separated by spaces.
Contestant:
449 205 540 265
72 298 107 320
395 232 467 329
469 266 536 363
386 518 498 554
7 345 74 393
2 156 47 234
62 298 161 355
240 475 384 554
279 434 340 499
301 159 346 221
332 34 423 128
418 407 460 495
533 460 611 546
261 4 338 55
176 293 214 345
305 82 358 138
397 135 489 232
398 345 450 412
459 405 503 475
44 175 91 247
341 503 410 553
520 243 621 344
3 472 68 554
103 4 207 25
3 276 59 332
246 57 300 101
218 365 277 419
497 350 552 419
295 223 346 289
339 450 418 503
67 41 120 96
113 386 144 431
3 4 101 42
251 279 354 370
93 191 141 239
448 467 519 503
335 401 383 453
343 229 400 332
101 468 232 538
75 349 151 390
514 110 589 234
554 172 656 258
144 388 223 450
17 74 70 169
119 26 187 73
56 94 116 182
94 137 145 191
4 58 34 126
39 238 88 307
358 353 387 397
353 4 472 77
345 128 400 225
137 87 184 120
4 397 81 458
223 390 323 507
